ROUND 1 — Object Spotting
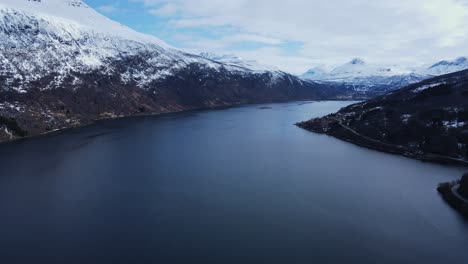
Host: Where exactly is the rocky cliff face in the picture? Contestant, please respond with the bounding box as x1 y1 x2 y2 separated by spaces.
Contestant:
0 0 345 142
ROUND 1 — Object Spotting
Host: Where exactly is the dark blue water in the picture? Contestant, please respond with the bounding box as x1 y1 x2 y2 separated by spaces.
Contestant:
0 101 467 263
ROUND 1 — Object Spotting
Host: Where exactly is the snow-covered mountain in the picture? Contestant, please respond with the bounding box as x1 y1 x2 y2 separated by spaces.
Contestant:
424 57 468 76
0 0 341 141
303 58 411 80
301 66 330 81
0 0 259 91
301 57 468 94
0 0 169 45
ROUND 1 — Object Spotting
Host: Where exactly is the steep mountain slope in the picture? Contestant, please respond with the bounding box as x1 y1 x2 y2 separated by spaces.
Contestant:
301 57 468 96
298 69 468 165
0 0 343 142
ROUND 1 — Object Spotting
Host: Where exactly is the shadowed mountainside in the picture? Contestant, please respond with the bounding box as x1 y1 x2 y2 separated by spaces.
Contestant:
298 69 468 165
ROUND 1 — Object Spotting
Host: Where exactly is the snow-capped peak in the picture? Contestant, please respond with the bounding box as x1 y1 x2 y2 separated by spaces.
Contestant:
349 58 365 65
0 0 170 47
454 57 467 64
300 66 330 80
300 58 422 92
300 56 468 94
425 57 468 76
324 59 411 80
429 57 467 68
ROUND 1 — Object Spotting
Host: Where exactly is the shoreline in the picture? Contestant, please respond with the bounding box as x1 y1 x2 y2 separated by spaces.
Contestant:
296 122 468 167
437 181 468 218
0 99 342 146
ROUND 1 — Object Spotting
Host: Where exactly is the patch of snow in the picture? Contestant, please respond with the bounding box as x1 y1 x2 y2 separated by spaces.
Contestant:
412 82 446 93
0 102 22 112
12 87 27 93
368 106 383 111
2 126 14 139
443 121 465 128
401 114 411 124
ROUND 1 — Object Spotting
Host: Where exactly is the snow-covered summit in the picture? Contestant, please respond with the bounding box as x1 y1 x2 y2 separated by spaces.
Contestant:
425 57 468 76
300 58 416 92
301 66 330 80
324 58 412 81
302 57 468 83
0 0 169 46
301 57 468 93
349 58 365 65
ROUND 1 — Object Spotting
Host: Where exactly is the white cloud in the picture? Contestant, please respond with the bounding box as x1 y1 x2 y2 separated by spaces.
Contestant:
188 34 282 48
149 3 178 17
135 0 468 74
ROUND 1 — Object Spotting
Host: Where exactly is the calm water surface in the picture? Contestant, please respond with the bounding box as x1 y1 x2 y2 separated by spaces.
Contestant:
0 101 467 263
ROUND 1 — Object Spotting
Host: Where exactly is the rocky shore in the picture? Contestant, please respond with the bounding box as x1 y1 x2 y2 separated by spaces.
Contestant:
296 117 468 166
438 174 468 218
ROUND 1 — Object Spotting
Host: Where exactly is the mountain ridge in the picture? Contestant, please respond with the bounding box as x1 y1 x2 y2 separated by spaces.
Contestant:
301 57 468 95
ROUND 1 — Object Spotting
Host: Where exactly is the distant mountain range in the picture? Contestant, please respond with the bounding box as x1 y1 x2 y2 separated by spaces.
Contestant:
301 57 468 95
298 69 468 165
0 0 347 142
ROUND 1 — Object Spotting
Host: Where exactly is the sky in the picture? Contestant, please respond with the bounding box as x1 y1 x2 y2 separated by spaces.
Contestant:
84 0 468 74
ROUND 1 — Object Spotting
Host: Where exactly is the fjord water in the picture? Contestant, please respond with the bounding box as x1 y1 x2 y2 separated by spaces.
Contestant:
0 101 467 263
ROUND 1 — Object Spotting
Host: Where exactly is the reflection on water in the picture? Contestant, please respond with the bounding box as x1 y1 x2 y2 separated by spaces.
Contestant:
0 101 467 264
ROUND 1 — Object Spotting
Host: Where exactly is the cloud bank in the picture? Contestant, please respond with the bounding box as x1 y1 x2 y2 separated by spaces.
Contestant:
132 0 468 73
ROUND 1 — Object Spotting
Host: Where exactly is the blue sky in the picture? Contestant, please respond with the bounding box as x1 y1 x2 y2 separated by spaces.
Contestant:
83 0 468 74
85 0 301 58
